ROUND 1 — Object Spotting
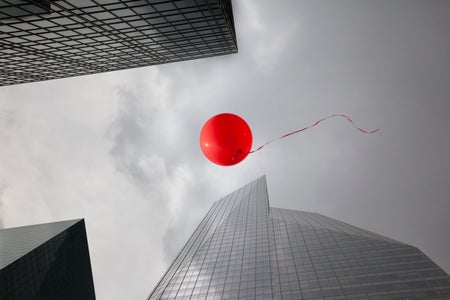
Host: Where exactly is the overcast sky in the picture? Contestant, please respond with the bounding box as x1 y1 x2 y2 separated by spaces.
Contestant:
1 0 449 299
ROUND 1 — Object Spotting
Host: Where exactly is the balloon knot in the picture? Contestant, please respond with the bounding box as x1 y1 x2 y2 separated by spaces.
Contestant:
231 149 243 161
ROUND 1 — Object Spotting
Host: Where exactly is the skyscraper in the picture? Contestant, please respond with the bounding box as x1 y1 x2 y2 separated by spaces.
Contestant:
0 219 96 299
148 176 450 299
0 0 237 86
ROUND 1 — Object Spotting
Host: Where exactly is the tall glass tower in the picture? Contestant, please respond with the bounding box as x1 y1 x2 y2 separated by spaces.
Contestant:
0 219 96 299
0 0 237 86
149 176 450 299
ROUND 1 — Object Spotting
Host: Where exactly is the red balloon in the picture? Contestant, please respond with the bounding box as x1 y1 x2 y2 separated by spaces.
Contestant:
200 113 253 166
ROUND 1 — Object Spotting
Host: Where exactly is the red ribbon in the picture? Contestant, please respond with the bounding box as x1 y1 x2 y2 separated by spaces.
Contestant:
250 114 380 153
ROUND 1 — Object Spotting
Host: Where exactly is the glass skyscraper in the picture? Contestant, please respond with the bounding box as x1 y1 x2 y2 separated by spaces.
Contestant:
0 0 237 86
149 176 450 299
0 219 96 299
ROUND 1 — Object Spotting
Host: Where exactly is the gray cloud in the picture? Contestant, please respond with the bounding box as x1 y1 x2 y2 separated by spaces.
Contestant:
0 110 16 127
108 87 167 199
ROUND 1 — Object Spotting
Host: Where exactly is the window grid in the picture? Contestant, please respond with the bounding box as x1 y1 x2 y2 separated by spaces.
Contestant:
0 219 95 299
149 176 450 299
0 0 238 86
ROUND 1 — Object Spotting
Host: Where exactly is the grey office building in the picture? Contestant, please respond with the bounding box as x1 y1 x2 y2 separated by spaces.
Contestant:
0 219 96 299
0 0 237 86
149 176 450 299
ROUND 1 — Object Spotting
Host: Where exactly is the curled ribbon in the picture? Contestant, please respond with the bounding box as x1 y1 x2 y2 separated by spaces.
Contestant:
249 114 380 153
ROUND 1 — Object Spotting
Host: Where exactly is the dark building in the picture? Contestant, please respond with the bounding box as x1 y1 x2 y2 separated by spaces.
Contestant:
0 219 96 299
0 0 237 86
148 176 450 299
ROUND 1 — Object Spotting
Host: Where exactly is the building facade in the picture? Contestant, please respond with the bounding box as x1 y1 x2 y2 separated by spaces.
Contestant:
149 176 450 299
0 0 237 86
0 219 96 299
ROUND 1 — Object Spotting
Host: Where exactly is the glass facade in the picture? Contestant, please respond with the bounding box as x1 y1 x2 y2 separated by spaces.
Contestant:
0 0 237 86
149 176 450 299
0 219 96 299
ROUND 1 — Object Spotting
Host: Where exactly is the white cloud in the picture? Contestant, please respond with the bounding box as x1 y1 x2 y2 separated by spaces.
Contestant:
237 0 300 72
0 70 197 298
